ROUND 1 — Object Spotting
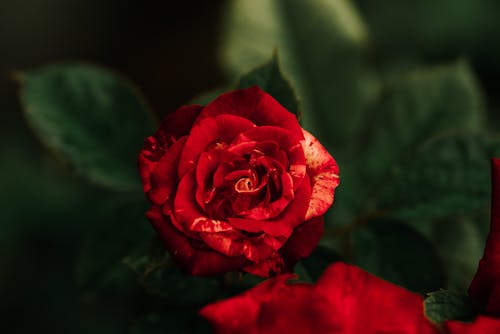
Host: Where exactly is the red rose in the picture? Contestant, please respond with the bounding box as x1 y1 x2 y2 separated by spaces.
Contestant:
200 262 439 334
138 86 339 276
468 158 500 315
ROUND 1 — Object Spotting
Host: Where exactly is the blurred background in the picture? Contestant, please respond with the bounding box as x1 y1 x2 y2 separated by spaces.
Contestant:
2 0 500 332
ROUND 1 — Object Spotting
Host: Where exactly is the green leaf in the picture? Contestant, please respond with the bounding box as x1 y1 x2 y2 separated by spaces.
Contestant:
431 217 487 290
123 237 220 307
17 63 156 190
356 0 500 75
376 133 500 220
359 61 485 186
296 245 343 282
237 53 300 118
189 87 229 105
352 219 445 293
220 0 376 147
424 290 477 324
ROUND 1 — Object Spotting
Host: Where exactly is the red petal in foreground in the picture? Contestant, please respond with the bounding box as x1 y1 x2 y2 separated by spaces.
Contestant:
469 158 500 315
146 206 245 276
200 262 438 334
301 129 340 220
200 274 296 334
317 263 438 334
445 316 500 334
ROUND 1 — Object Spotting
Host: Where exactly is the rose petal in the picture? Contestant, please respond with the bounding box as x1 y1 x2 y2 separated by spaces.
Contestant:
200 230 280 262
243 252 286 277
228 216 293 238
199 86 304 140
469 158 500 315
232 126 306 190
198 230 245 257
280 216 324 270
174 171 234 233
256 284 337 333
228 175 311 237
199 274 298 334
138 105 202 193
195 149 245 211
148 136 187 207
157 105 204 145
301 129 340 220
238 172 294 220
316 263 438 334
200 294 259 334
178 114 256 177
138 140 160 194
146 206 245 276
445 316 500 334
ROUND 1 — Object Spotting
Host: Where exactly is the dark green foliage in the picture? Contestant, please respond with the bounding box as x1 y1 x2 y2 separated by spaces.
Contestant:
17 64 156 190
123 237 221 307
377 134 500 220
360 61 484 185
220 0 375 148
424 290 478 324
352 220 446 293
237 53 301 118
297 245 343 282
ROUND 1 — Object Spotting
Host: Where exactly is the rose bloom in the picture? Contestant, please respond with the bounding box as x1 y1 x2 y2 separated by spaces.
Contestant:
138 87 339 276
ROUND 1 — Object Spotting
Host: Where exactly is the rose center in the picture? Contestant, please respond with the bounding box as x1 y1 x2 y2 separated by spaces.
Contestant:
234 177 254 193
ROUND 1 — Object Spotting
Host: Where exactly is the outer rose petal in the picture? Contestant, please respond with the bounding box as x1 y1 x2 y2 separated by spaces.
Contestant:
199 86 304 141
242 252 285 277
469 158 500 315
138 105 202 193
301 129 340 220
200 231 278 262
316 263 439 334
445 316 500 334
178 114 256 177
156 105 204 144
148 136 187 207
146 206 245 276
